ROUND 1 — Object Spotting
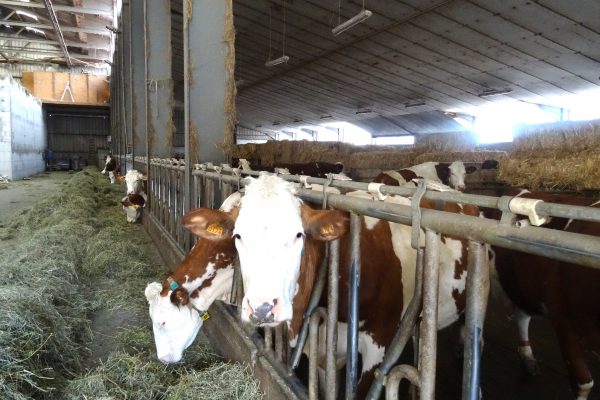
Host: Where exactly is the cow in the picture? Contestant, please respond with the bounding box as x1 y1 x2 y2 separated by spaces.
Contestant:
484 189 600 400
237 158 346 179
144 193 240 364
185 174 488 397
372 161 476 191
125 169 147 198
121 193 146 223
101 155 121 184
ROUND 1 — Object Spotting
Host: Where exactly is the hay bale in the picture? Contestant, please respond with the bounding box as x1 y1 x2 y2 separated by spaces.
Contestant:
414 131 478 152
499 150 600 191
348 150 418 170
512 119 600 155
413 151 508 164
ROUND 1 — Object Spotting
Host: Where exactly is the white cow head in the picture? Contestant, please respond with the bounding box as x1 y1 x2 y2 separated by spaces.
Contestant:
125 169 146 195
144 282 202 364
445 161 476 191
185 175 347 327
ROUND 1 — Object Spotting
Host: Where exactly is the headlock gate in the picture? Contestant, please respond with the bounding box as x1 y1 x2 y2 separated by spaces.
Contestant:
127 155 600 400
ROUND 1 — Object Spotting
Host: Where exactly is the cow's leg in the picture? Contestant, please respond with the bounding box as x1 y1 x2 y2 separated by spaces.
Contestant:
356 331 386 399
108 171 115 184
551 319 593 400
513 307 539 375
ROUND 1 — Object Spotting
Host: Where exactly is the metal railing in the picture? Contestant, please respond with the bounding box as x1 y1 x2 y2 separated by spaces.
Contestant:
128 156 600 400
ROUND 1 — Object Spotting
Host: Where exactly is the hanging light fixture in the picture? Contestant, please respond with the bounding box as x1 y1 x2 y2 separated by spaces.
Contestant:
332 0 372 36
265 1 290 67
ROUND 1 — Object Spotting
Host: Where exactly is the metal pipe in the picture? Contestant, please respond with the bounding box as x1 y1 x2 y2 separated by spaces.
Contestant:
385 365 421 400
462 241 489 400
326 240 340 400
192 168 600 223
365 248 424 400
309 307 328 400
296 189 600 269
420 229 441 400
345 213 361 400
289 254 329 371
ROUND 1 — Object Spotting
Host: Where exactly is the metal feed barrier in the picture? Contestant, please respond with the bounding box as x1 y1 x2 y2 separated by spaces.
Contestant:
126 155 600 400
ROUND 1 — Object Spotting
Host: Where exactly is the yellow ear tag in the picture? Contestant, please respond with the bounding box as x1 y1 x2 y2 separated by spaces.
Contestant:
207 223 224 236
200 311 210 321
321 224 335 236
132 204 140 209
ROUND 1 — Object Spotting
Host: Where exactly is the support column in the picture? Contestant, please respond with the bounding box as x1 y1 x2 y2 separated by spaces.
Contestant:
122 0 133 171
130 0 147 171
183 0 235 212
145 0 174 161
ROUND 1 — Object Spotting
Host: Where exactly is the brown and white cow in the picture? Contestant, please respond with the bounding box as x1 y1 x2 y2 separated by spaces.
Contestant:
238 158 346 179
121 193 146 223
484 189 600 400
125 169 147 197
101 155 122 184
145 193 241 363
373 161 476 191
185 174 488 397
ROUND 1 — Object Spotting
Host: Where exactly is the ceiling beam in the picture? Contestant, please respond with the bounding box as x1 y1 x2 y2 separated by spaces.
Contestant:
0 0 112 17
0 35 110 50
1 20 110 35
0 47 106 60
42 0 71 66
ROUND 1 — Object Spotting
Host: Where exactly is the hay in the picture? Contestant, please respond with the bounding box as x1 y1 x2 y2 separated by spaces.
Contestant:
0 167 263 399
512 119 600 155
413 151 508 164
348 150 418 170
499 150 600 191
414 131 478 152
501 119 600 190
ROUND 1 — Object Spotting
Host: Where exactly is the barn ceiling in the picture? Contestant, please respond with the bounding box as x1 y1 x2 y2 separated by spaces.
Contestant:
226 0 600 137
2 1 600 139
0 0 113 67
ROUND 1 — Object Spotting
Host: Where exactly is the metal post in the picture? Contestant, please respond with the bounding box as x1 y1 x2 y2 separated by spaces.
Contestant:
345 213 361 400
131 0 146 171
326 239 340 400
309 307 328 400
462 240 489 400
419 229 441 400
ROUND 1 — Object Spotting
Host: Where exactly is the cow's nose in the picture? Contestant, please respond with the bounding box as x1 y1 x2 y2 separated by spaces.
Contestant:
249 299 279 325
159 353 178 364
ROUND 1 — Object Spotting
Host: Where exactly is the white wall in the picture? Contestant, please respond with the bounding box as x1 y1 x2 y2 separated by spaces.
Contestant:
0 76 45 180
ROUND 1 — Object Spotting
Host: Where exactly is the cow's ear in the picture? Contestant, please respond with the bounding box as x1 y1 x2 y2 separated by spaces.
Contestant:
465 165 477 174
182 208 236 240
301 205 349 241
121 196 131 207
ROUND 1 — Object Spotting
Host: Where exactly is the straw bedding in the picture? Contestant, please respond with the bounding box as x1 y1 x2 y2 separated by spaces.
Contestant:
0 168 262 399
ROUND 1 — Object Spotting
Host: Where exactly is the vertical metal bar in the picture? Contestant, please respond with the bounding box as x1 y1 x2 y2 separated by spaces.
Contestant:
326 239 340 400
462 241 489 400
345 213 361 400
419 229 441 400
309 308 328 400
183 0 192 222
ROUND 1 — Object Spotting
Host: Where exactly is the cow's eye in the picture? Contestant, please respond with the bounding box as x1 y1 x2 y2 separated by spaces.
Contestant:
233 233 241 240
296 232 303 239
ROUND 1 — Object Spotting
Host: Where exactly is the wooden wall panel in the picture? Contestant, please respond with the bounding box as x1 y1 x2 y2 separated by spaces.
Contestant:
21 72 110 105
